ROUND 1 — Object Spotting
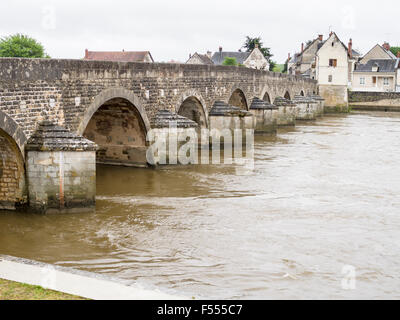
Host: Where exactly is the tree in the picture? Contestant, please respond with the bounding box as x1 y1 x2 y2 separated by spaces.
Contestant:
222 57 238 66
282 60 288 74
269 61 277 72
0 34 49 58
390 47 400 57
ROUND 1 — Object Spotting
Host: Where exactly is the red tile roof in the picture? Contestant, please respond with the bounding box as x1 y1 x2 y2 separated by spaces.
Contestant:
84 50 154 62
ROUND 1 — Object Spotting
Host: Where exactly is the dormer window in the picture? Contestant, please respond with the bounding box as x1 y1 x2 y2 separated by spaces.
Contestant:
372 63 379 72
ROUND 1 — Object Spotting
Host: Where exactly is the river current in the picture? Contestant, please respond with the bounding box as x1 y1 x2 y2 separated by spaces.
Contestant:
1 111 400 299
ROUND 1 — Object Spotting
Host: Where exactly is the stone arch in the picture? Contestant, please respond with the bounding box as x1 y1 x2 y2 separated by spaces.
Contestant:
284 91 291 100
228 88 248 110
79 88 150 167
77 87 150 136
300 90 305 96
175 90 208 128
0 110 27 155
0 127 26 210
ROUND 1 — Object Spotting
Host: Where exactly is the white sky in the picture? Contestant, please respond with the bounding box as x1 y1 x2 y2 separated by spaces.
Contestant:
1 0 399 63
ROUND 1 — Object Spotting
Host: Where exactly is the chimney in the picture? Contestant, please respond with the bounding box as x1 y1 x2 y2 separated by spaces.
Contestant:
329 31 333 37
318 34 323 41
219 46 222 53
383 42 391 51
189 53 192 59
255 43 259 49
85 49 88 59
348 38 353 58
301 43 304 53
207 51 212 59
288 53 291 61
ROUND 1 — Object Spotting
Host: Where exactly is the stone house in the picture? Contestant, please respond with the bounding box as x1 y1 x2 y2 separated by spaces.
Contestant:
315 32 359 107
84 49 154 63
288 34 360 83
186 52 214 65
288 35 325 79
210 46 270 70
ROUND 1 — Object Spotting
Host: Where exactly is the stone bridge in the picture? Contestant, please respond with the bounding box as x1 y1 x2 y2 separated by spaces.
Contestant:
0 58 317 212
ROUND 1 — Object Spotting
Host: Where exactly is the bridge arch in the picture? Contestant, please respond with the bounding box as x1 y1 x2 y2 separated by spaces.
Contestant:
228 87 248 110
79 87 150 167
176 90 208 128
0 110 27 155
0 127 26 210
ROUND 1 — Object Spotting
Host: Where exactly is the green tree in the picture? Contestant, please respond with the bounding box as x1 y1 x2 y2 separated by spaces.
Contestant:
0 34 49 58
282 60 288 73
222 57 238 66
390 47 400 57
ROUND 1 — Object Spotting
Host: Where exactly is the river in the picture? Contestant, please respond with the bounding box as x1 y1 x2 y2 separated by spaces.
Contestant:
1 111 400 299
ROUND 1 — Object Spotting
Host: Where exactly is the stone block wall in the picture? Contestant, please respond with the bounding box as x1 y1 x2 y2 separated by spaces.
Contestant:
0 58 317 144
26 151 96 213
319 85 348 111
0 129 26 210
349 91 400 110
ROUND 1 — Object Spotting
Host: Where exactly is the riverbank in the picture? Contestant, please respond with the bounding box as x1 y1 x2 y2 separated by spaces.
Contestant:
0 278 87 300
0 255 187 300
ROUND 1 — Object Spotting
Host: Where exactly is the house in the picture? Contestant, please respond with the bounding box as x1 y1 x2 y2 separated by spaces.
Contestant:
359 43 397 64
316 32 361 108
288 34 360 81
186 52 214 65
288 35 325 79
351 43 399 92
352 59 399 92
211 45 270 70
83 49 154 63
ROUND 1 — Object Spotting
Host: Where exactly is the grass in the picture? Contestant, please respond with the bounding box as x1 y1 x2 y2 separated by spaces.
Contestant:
0 278 88 300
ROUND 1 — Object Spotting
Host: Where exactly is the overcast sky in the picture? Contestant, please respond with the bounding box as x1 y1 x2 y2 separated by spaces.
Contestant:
1 0 399 63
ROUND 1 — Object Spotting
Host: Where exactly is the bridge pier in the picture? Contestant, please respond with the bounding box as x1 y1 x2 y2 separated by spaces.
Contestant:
249 98 278 134
274 97 297 126
25 122 97 213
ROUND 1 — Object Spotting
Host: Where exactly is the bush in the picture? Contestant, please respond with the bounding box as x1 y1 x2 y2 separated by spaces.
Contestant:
222 57 238 66
0 34 49 58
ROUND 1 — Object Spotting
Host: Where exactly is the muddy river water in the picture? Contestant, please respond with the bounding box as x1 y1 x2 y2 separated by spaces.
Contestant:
1 111 400 299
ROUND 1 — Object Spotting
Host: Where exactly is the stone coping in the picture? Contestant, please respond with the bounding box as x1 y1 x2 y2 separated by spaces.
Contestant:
249 97 278 110
0 254 187 300
26 121 98 152
209 101 253 117
150 110 198 128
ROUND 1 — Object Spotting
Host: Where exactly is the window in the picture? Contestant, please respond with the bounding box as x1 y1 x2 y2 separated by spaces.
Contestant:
360 77 365 85
328 75 333 83
373 77 377 84
329 59 337 67
384 78 389 86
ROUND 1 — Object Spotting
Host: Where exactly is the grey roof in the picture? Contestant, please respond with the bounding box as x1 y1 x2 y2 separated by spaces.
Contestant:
209 101 252 116
26 121 97 152
211 51 251 65
355 59 398 72
150 110 198 128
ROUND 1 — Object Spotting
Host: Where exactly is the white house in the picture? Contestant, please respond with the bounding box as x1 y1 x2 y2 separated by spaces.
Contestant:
315 32 354 107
